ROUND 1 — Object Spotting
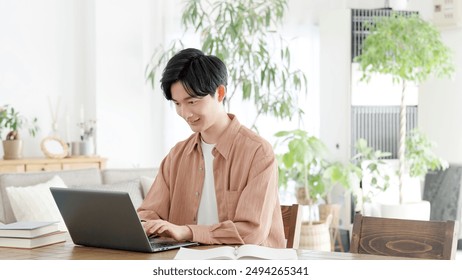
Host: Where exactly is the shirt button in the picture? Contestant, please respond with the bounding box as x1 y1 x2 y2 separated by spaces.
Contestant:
195 191 200 196
199 167 203 171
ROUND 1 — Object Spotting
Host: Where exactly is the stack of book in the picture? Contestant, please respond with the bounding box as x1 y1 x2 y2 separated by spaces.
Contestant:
0 221 66 249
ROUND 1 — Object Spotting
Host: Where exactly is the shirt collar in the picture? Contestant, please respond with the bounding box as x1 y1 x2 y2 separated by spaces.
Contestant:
214 114 240 160
185 114 240 159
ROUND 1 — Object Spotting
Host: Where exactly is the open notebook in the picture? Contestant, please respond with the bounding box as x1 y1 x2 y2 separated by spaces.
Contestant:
174 244 298 260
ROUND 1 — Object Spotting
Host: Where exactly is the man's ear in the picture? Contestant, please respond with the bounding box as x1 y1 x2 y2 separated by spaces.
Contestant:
217 85 226 102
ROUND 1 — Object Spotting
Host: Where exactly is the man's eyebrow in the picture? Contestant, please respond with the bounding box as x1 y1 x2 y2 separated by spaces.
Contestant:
172 96 199 102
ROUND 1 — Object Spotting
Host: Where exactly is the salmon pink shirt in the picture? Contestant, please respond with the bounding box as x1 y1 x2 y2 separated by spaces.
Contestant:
138 114 285 248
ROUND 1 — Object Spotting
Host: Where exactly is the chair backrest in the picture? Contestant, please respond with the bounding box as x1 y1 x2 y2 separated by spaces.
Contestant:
350 214 459 260
281 204 302 249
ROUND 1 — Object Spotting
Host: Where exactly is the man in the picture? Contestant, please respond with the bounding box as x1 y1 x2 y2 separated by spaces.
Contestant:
137 48 285 248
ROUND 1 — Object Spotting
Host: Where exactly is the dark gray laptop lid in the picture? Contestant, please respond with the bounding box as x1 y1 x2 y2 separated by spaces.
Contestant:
50 187 197 253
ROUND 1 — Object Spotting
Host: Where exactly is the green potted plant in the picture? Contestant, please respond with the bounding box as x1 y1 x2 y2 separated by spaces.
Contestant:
0 104 39 159
275 129 363 217
274 129 330 250
275 129 328 205
354 13 454 219
353 133 448 218
274 129 361 251
378 129 448 219
146 0 307 131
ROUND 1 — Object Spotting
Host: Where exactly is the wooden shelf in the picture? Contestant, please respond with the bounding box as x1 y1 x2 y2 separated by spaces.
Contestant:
0 157 107 173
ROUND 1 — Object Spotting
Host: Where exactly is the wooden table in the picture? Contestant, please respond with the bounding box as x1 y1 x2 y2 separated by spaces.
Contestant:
0 237 414 260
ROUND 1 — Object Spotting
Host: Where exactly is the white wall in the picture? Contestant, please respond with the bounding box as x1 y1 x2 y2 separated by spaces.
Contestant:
406 0 462 165
419 27 462 164
0 0 77 155
93 0 164 168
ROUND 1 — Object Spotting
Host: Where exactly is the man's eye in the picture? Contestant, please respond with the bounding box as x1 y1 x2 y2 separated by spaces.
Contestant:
189 100 198 105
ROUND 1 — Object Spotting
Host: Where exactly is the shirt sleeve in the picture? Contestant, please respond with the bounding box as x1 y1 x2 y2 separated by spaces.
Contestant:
137 155 171 221
187 149 282 247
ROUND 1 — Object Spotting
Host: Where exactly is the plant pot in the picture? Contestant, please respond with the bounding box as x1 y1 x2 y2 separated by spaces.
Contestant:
2 139 23 160
299 214 332 251
380 200 431 221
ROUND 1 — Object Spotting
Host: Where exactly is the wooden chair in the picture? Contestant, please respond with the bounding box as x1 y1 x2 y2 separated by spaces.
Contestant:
350 213 459 260
281 204 302 249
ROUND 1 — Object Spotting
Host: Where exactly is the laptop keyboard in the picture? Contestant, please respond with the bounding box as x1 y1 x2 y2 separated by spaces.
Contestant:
149 238 179 248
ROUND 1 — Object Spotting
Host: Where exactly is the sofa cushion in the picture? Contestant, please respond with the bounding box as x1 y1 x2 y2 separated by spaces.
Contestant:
140 176 155 197
101 168 158 184
0 168 102 224
5 175 67 230
70 179 144 209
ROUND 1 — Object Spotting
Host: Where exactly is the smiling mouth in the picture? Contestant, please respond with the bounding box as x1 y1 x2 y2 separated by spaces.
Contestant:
188 118 200 125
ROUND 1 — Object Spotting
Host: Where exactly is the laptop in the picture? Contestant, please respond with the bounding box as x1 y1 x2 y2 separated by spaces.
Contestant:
50 187 199 253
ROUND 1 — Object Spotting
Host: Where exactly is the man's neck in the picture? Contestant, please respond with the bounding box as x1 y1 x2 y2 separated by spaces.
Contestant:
200 113 231 144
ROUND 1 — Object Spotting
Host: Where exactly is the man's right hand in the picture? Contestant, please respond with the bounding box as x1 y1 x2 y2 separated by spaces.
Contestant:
142 219 193 241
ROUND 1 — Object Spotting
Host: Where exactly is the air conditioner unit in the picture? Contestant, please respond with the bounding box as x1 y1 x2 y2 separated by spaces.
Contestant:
433 0 462 28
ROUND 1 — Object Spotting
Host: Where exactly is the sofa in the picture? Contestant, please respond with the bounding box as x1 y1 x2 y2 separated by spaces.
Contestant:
0 167 158 226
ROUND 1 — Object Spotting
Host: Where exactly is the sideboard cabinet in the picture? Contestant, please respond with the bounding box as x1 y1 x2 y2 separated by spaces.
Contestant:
0 157 107 173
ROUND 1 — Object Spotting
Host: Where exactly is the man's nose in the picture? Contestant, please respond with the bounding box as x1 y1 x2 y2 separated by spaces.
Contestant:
180 107 192 120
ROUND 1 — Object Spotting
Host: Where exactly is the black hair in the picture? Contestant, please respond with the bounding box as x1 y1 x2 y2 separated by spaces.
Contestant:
160 48 228 101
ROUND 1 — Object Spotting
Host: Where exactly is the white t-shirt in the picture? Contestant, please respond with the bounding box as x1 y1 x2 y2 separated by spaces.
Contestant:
197 139 219 225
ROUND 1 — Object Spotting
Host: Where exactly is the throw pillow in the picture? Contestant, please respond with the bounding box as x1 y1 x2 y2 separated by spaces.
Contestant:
140 176 155 197
5 175 67 230
71 179 144 209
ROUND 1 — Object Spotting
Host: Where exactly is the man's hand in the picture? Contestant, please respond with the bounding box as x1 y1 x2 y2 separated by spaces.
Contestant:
142 219 193 241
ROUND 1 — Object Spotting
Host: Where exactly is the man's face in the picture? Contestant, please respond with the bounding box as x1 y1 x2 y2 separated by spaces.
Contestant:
171 81 223 134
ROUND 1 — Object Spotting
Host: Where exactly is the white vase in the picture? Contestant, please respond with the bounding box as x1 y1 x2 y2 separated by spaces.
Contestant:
71 139 95 156
380 200 431 221
79 140 95 156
